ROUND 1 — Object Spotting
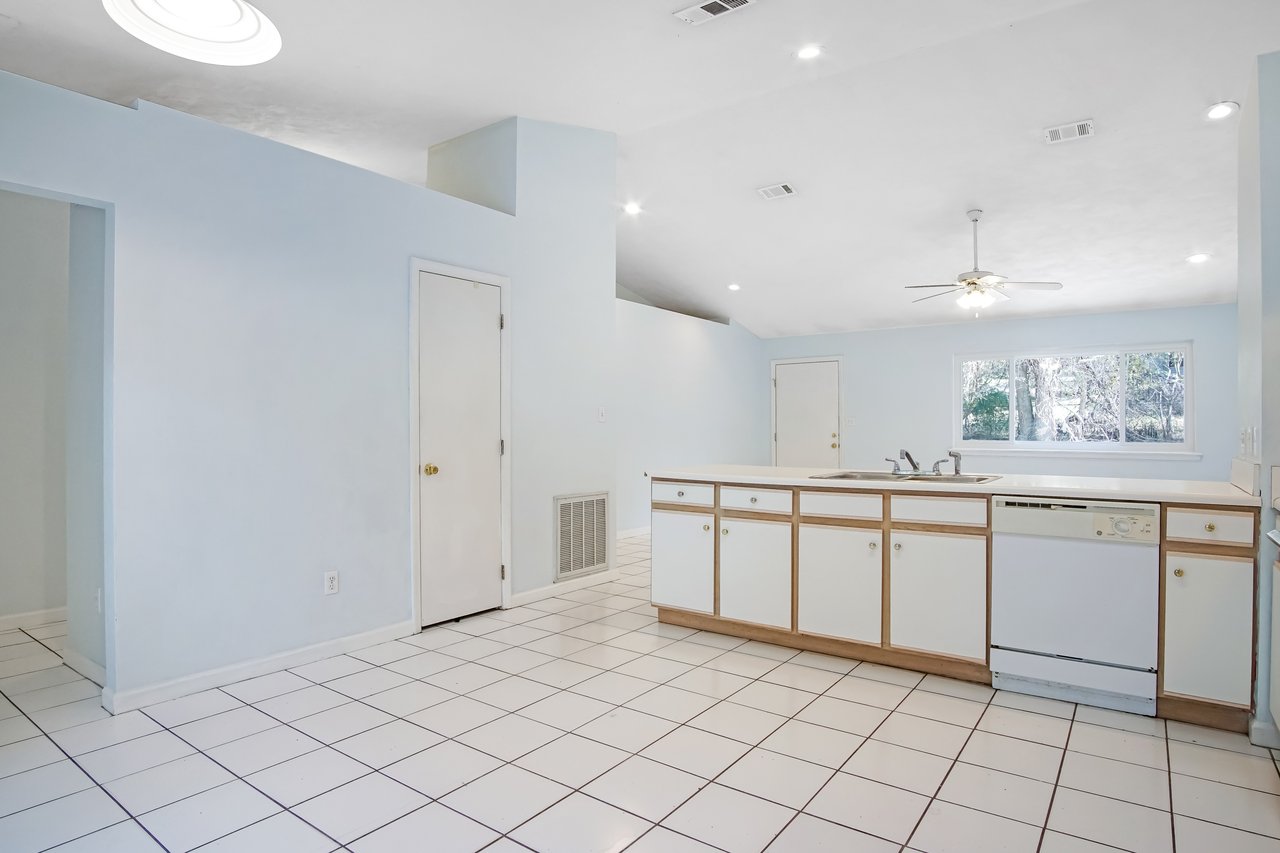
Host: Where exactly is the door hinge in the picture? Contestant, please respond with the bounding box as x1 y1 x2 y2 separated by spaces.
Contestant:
500 439 505 456
501 565 506 580
499 313 505 330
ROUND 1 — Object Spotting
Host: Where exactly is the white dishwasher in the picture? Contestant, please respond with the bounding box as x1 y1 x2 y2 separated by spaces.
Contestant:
991 496 1160 715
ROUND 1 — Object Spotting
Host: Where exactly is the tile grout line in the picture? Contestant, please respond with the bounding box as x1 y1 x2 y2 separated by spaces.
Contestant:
1033 699 1077 852
0 696 173 852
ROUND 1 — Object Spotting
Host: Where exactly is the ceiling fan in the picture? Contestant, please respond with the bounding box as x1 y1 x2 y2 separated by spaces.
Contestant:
907 209 1063 309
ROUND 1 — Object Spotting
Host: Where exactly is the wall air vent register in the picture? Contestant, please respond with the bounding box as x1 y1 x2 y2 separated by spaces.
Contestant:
555 492 609 581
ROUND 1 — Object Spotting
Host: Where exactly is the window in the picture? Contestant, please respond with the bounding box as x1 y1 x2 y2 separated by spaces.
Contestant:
957 345 1190 451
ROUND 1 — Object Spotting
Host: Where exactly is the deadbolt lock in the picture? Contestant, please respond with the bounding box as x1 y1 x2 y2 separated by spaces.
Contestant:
422 464 440 476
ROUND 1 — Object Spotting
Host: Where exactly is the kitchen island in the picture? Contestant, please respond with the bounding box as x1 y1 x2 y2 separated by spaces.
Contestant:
649 464 1261 733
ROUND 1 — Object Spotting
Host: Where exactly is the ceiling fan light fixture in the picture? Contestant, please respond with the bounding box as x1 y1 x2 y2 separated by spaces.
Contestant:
956 289 996 310
1186 253 1211 264
102 0 281 66
623 201 643 216
796 44 822 60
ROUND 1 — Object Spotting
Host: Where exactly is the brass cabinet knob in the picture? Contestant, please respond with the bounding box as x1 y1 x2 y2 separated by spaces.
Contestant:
868 542 878 551
1174 568 1185 578
893 542 902 551
750 496 758 504
422 464 440 476
1204 523 1216 532
677 490 685 497
702 524 711 532
722 528 729 535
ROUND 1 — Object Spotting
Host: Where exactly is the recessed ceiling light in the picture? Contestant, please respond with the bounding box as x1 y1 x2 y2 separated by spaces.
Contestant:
727 283 741 291
623 201 643 216
1186 253 1211 264
797 44 822 60
1205 101 1239 121
102 0 282 66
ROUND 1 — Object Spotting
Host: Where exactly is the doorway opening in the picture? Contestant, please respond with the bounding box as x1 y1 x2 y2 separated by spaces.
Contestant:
0 186 110 690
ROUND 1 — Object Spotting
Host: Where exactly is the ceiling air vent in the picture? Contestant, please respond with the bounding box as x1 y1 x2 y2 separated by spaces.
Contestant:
757 183 796 200
1043 119 1095 145
674 0 756 26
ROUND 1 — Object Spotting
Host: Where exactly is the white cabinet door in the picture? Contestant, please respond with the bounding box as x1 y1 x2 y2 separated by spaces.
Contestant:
720 518 793 629
890 531 987 660
798 525 882 644
651 510 715 614
1163 552 1254 706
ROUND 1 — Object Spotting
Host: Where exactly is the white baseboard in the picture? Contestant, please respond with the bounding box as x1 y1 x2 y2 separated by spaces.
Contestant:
0 606 67 632
62 647 106 688
508 569 622 608
617 527 650 539
103 619 417 714
1251 715 1280 748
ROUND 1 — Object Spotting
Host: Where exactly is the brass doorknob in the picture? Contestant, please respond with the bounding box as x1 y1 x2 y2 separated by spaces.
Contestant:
831 443 839 449
1204 523 1216 532
422 464 440 476
1174 568 1185 577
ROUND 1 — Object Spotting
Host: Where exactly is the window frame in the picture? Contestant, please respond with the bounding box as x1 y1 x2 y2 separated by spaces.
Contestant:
952 341 1197 459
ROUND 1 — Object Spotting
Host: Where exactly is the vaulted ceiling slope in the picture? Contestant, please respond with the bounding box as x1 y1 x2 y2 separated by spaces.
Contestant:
1 1 1277 335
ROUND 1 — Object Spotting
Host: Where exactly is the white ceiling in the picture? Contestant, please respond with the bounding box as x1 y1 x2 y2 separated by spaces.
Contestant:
1 0 1277 336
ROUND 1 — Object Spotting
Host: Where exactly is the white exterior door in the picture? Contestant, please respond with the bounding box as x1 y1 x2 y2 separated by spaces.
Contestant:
719 518 793 628
650 510 715 613
798 524 882 644
774 360 840 467
418 272 503 626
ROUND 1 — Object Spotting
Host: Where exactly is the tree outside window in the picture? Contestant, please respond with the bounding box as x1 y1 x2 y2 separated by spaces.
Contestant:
960 348 1187 447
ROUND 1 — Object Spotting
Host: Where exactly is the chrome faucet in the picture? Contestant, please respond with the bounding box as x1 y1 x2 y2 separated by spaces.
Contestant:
899 449 920 474
932 451 962 475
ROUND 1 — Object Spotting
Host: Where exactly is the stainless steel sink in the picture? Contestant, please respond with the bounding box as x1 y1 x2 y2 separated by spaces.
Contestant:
809 471 905 481
904 474 1001 484
810 471 1000 484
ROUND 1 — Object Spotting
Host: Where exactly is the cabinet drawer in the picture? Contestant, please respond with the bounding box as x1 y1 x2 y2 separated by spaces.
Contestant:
799 491 883 520
891 495 987 527
652 482 714 507
1166 508 1254 547
721 486 792 515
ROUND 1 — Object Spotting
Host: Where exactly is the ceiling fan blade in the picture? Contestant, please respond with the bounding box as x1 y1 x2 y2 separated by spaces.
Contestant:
997 281 1063 290
991 288 1012 302
904 284 960 290
911 289 960 304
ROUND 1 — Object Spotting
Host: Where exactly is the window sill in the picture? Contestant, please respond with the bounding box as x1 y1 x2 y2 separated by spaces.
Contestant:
954 446 1202 462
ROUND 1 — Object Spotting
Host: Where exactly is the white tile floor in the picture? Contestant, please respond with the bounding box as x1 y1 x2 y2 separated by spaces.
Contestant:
4 535 1280 851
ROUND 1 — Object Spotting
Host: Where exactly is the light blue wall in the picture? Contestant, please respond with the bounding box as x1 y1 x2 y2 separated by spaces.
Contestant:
0 70 618 696
766 304 1239 480
615 301 771 531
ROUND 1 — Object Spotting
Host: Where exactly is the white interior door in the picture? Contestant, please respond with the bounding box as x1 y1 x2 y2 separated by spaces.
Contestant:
774 360 840 467
418 272 503 625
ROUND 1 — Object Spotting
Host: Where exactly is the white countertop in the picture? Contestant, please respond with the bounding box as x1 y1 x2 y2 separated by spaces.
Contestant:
650 464 1261 507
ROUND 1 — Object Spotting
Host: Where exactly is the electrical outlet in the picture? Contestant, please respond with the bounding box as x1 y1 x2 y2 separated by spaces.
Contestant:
324 571 339 596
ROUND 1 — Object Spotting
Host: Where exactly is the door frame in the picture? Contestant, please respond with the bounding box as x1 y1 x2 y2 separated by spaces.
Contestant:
770 356 844 467
409 258 512 628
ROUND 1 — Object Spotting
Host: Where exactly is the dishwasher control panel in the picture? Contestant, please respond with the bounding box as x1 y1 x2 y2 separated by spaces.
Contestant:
1093 513 1158 542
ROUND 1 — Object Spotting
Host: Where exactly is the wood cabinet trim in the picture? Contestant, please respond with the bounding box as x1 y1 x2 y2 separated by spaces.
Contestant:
652 501 714 514
1156 695 1250 733
798 515 882 530
720 509 795 523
